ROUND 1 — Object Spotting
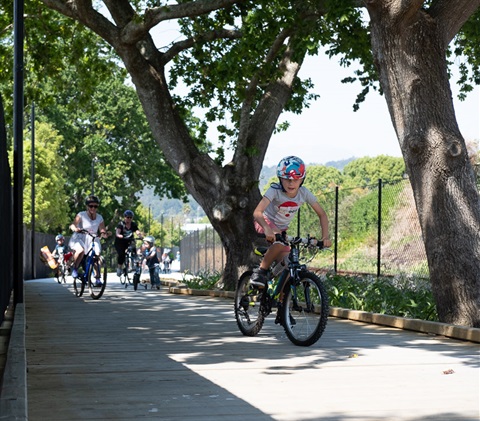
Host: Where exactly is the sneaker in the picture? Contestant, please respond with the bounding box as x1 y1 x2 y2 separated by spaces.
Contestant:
116 268 122 277
94 278 103 287
249 268 269 288
72 268 78 278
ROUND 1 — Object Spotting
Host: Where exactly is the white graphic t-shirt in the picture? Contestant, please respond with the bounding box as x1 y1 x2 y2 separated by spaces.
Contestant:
263 186 317 231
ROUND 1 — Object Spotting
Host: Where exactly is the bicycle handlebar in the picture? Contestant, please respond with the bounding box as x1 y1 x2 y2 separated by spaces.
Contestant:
259 233 325 249
77 229 110 239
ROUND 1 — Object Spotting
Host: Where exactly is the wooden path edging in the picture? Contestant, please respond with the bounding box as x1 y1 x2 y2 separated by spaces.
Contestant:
0 302 27 421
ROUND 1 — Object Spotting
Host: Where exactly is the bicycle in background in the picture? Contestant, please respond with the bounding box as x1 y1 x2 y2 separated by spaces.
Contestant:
72 230 107 300
119 238 143 288
55 249 74 284
234 233 329 347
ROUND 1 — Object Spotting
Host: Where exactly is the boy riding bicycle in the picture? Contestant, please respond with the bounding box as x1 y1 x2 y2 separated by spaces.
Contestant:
250 156 332 288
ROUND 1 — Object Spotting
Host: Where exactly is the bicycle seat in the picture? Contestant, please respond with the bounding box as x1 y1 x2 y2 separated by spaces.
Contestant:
254 247 269 257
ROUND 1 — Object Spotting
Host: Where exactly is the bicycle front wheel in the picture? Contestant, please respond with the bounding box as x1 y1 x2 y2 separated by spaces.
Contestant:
89 260 107 300
60 263 66 284
73 273 85 297
281 271 329 347
234 270 266 337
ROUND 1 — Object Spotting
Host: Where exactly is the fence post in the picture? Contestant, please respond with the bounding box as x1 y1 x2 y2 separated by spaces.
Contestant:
212 228 216 272
377 178 382 277
334 185 339 273
204 226 208 271
195 230 200 274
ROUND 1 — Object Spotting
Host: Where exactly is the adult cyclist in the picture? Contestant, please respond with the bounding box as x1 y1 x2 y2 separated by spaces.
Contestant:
115 209 143 276
69 195 109 286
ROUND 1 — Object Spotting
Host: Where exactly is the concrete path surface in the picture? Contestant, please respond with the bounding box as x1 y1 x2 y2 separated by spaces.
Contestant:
25 275 479 421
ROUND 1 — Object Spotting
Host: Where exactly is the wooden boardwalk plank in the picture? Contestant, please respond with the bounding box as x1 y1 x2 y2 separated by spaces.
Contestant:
26 276 479 421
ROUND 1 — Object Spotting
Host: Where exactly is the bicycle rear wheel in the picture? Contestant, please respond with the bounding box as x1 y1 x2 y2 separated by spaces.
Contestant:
89 259 107 300
281 271 329 346
234 270 266 336
73 273 85 297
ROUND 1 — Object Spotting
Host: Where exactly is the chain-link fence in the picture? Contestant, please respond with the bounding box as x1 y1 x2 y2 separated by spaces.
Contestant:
180 178 429 279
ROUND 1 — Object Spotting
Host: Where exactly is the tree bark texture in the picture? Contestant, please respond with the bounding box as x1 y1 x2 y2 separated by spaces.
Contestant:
366 0 480 326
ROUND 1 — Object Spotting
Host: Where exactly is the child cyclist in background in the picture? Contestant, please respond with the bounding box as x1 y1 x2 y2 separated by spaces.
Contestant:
142 236 161 290
52 234 73 278
250 156 332 288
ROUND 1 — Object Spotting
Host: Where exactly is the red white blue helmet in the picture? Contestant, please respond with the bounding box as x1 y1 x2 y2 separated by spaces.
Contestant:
55 234 64 241
276 156 306 180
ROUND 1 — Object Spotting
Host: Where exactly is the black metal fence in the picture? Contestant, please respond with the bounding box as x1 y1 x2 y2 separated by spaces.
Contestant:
180 179 429 279
0 96 13 327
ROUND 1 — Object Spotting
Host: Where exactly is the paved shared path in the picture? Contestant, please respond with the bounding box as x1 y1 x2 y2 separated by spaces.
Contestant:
25 275 479 421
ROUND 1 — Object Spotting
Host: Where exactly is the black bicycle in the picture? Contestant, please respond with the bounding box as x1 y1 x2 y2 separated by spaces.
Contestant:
119 238 142 288
234 234 329 347
72 230 107 300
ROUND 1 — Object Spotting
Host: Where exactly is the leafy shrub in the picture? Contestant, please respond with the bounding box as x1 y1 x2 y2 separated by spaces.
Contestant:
182 269 222 290
320 273 438 321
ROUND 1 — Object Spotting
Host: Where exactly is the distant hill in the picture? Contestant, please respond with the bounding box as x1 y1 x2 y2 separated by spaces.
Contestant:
141 157 357 220
324 157 356 171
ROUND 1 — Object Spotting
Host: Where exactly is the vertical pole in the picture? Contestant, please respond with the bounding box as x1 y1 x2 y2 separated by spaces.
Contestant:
204 226 207 271
377 179 382 277
334 186 339 274
148 206 151 233
31 103 35 279
13 0 24 304
212 228 216 273
91 158 94 195
160 213 164 248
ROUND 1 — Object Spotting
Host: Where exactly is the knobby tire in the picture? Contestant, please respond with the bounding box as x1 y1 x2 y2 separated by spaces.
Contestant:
234 270 266 337
281 271 329 346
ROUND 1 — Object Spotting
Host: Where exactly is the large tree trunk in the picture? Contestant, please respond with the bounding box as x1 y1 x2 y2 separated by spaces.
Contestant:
113 36 299 290
366 1 480 326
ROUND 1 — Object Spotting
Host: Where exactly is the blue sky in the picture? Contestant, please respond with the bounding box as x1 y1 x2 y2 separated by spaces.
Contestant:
265 53 480 166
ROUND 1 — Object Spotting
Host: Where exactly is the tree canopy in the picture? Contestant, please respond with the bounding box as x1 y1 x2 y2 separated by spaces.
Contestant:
2 0 479 326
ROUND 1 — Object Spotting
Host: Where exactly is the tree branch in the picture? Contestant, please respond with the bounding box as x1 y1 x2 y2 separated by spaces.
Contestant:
161 29 242 64
121 0 246 44
236 27 293 149
428 0 480 46
40 0 121 45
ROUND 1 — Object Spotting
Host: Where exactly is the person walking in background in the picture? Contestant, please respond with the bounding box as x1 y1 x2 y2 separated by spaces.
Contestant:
250 156 332 288
114 210 143 277
143 236 161 290
69 195 109 286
